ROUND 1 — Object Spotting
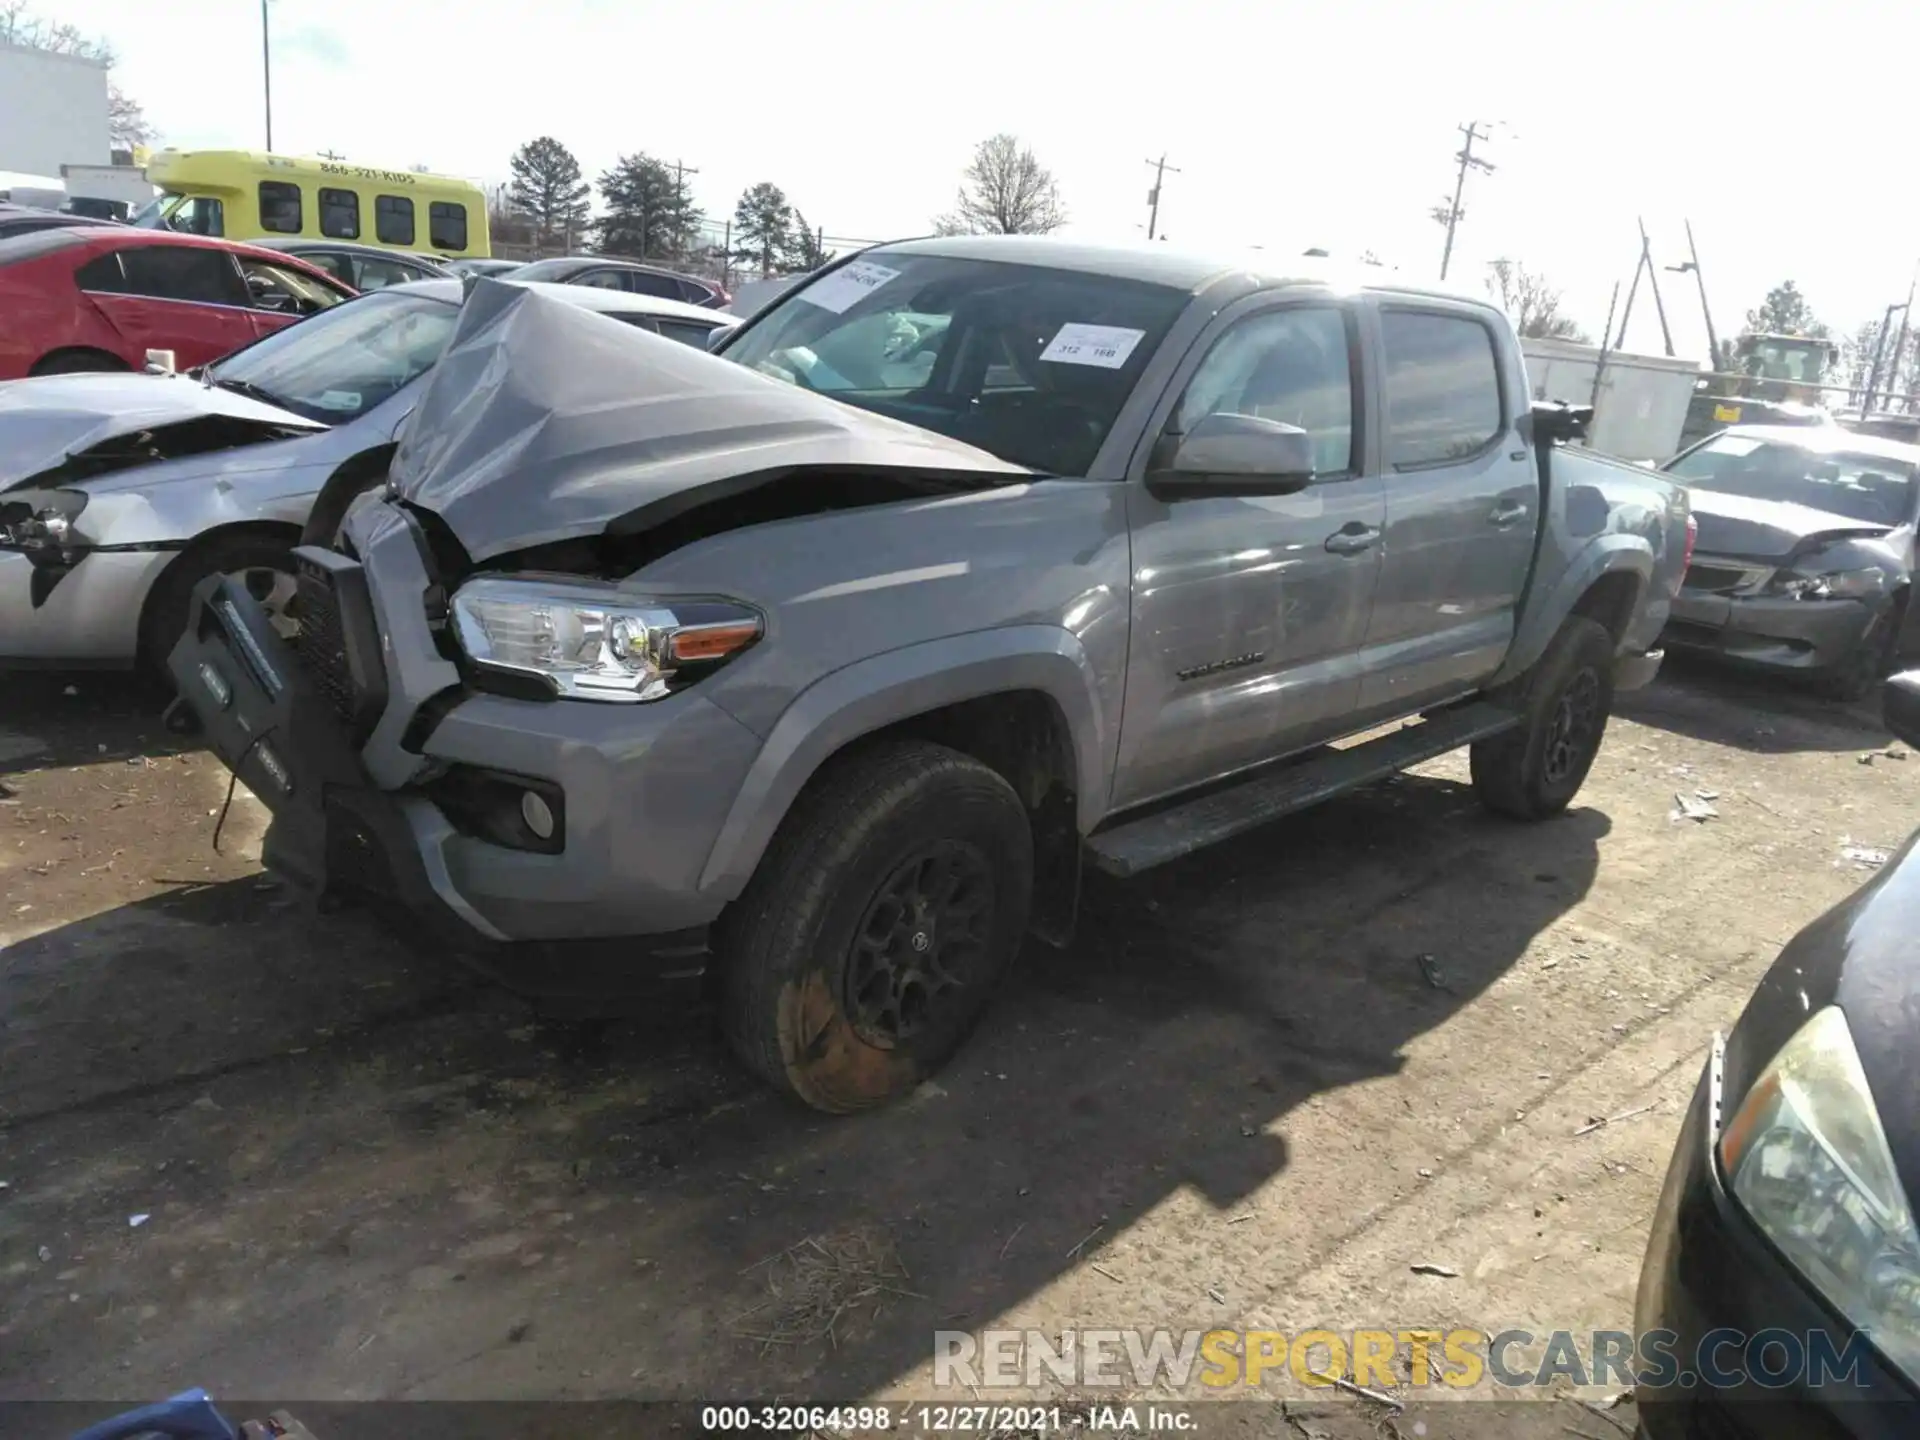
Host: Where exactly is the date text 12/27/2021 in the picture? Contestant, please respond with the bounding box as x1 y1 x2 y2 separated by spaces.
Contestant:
699 1404 1199 1433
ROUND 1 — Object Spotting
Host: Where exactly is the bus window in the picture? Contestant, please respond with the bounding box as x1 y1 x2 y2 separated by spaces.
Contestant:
319 187 360 240
259 181 303 234
376 194 415 246
429 201 467 252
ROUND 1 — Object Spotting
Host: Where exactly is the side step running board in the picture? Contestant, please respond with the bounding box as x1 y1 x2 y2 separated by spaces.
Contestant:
1085 702 1521 878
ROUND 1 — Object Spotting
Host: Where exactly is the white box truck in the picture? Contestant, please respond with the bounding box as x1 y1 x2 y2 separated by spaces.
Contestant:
1521 336 1703 463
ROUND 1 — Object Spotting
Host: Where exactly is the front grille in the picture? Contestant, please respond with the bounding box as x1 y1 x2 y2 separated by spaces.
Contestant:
296 560 358 727
1683 561 1770 595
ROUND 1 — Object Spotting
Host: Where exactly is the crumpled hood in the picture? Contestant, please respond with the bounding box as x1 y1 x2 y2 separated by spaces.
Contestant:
1688 486 1892 560
389 278 1030 561
0 371 322 490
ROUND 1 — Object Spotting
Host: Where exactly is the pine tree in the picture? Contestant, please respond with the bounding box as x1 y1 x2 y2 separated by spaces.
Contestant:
507 137 591 247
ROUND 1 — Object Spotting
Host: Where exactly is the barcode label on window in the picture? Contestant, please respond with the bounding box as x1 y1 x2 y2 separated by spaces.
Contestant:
1040 323 1146 369
799 260 901 314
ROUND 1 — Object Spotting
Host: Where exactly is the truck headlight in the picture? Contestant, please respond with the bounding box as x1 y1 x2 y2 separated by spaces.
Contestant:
1771 566 1888 601
449 576 762 703
1719 1005 1920 1380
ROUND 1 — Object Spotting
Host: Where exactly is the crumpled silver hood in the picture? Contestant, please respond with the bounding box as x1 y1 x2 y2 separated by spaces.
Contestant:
0 371 322 490
388 278 1029 561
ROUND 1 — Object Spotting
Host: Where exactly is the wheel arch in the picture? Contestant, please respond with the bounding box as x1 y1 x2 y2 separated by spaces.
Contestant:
697 627 1108 940
31 345 129 376
1495 538 1655 687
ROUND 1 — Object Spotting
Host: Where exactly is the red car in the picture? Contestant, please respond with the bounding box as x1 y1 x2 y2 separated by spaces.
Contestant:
0 228 357 380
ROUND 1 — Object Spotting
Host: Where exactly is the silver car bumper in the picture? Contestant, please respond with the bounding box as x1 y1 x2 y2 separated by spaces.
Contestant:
0 548 176 666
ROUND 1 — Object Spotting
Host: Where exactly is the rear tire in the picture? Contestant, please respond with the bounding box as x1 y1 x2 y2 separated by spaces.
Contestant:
31 348 126 376
1472 616 1616 820
139 530 301 676
715 739 1033 1114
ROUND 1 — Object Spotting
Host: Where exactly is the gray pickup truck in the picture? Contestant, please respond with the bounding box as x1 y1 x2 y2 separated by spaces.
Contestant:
170 238 1691 1112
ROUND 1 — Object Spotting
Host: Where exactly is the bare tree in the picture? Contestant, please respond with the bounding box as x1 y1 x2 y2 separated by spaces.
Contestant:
3 2 156 151
1485 259 1590 342
936 134 1066 236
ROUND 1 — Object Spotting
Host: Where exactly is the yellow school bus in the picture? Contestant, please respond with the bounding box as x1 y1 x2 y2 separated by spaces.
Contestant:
132 150 491 258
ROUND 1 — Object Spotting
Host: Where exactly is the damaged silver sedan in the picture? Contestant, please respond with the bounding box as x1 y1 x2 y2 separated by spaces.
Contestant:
0 278 735 669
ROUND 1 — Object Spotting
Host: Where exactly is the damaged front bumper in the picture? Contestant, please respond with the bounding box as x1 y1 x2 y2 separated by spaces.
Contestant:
166 513 765 1000
1662 590 1880 674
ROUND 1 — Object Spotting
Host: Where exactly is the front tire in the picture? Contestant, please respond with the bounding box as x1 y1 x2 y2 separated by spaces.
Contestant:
715 739 1034 1114
139 530 301 674
1472 616 1616 820
1814 604 1901 703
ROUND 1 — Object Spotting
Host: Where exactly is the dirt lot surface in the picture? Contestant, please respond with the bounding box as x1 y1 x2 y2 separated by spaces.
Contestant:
2 659 1914 1437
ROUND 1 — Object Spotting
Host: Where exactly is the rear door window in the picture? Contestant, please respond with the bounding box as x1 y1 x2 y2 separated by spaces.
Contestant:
625 271 686 300
1379 310 1504 468
574 268 629 291
259 182 303 235
75 251 128 292
353 255 422 290
656 319 723 348
428 201 467 251
318 188 360 240
375 195 415 246
119 244 249 306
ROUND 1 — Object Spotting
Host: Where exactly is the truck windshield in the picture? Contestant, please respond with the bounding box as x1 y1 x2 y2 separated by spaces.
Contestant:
1668 435 1918 527
208 289 460 425
721 253 1189 476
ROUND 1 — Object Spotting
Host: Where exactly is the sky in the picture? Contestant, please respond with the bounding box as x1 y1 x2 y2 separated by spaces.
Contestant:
48 0 1920 362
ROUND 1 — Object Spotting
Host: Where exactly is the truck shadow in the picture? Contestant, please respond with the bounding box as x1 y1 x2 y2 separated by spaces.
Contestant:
1616 653 1891 756
0 670 187 779
0 771 1602 1404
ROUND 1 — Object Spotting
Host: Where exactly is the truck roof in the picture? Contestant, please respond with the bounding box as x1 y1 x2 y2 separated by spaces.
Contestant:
878 234 1497 310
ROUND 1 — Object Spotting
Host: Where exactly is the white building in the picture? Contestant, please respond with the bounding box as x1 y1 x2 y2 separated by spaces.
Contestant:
0 40 110 180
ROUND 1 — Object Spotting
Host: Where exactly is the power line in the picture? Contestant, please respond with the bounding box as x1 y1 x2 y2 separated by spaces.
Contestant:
1145 153 1181 241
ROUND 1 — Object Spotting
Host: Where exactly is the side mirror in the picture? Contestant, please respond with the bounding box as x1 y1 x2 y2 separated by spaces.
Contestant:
1147 412 1315 499
707 324 731 352
1530 400 1593 446
1883 670 1920 750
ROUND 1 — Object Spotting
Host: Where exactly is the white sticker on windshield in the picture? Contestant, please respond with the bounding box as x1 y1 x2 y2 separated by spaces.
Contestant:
1711 436 1764 457
1040 323 1146 369
316 391 363 412
799 260 902 315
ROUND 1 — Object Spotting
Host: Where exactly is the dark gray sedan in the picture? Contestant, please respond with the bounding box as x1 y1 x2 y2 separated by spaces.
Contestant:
250 237 453 290
1661 425 1920 699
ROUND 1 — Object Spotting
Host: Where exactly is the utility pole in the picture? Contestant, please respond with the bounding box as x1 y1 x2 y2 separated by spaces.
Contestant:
670 160 699 257
261 0 274 151
1614 220 1675 356
1144 153 1180 241
1437 122 1497 282
1887 265 1918 415
1863 300 1910 418
1664 220 1719 369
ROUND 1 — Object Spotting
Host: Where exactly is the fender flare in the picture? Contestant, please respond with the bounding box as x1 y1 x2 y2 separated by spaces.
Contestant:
1492 537 1654 687
697 625 1110 900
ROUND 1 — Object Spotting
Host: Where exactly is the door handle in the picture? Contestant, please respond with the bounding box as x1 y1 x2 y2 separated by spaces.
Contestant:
1324 523 1381 556
1489 499 1530 527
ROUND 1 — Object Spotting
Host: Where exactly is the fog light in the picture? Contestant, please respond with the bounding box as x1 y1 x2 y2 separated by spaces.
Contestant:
197 661 232 709
520 789 555 840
